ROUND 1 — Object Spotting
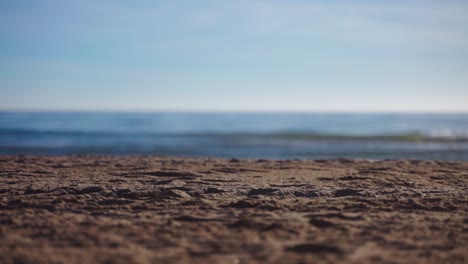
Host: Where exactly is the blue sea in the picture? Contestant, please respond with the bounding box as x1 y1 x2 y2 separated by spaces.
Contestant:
1 112 468 160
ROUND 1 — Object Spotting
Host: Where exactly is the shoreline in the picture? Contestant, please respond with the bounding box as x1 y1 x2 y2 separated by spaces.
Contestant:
1 156 467 263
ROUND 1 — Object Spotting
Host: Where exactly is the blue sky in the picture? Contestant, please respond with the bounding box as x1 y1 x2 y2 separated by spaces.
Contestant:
1 0 467 112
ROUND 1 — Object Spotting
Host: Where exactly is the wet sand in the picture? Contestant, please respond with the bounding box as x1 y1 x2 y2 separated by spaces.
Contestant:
0 156 467 263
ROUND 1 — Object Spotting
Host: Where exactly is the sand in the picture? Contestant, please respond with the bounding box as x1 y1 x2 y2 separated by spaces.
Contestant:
0 156 467 263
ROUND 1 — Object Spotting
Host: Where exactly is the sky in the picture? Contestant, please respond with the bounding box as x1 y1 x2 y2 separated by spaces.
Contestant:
0 0 467 112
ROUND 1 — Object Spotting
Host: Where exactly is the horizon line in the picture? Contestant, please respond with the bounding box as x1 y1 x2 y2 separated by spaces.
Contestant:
1 108 468 114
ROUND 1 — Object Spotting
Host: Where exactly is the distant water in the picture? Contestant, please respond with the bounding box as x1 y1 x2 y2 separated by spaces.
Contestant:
1 112 468 160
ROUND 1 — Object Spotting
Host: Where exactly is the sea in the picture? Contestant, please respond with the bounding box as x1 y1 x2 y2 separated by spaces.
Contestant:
1 112 468 160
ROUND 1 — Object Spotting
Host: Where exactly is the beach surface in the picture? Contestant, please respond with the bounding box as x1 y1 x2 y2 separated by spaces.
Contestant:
0 156 467 263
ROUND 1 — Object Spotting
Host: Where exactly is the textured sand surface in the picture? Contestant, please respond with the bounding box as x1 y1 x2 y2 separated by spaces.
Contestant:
0 156 467 263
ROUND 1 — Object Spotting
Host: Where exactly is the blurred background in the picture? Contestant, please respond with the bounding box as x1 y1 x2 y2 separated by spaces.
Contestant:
1 1 467 160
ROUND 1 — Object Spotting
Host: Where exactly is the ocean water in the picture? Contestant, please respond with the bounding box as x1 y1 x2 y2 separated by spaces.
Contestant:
1 112 468 160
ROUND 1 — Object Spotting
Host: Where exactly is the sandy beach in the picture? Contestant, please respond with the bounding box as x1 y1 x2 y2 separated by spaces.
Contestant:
0 155 467 263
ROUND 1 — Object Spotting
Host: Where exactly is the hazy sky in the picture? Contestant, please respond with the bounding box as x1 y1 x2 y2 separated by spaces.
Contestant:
1 0 467 112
